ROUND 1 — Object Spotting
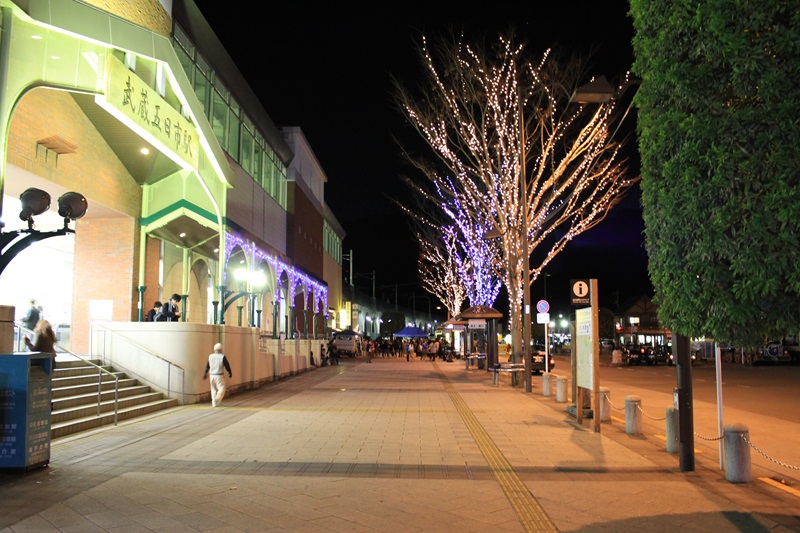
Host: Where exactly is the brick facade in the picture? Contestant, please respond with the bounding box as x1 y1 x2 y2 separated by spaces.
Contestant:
72 217 138 352
82 0 172 37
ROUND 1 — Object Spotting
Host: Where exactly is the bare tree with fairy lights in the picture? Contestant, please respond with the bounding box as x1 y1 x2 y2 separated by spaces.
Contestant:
396 33 638 354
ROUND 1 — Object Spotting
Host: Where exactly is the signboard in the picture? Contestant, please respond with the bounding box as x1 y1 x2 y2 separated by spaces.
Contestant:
536 300 550 314
576 307 594 390
101 55 200 171
468 319 486 330
571 279 591 306
536 312 550 324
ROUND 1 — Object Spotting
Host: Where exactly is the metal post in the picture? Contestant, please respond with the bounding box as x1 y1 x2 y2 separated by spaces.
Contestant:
272 300 278 338
715 343 725 470
676 333 695 471
217 285 226 324
137 285 145 322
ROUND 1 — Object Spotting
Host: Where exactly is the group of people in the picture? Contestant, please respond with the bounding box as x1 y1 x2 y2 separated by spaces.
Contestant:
145 294 183 322
356 337 452 362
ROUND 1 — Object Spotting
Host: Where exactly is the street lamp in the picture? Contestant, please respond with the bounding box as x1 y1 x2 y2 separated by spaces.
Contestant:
0 188 88 276
217 268 266 326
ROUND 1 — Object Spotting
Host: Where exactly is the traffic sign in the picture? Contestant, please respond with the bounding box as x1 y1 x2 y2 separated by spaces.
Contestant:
536 312 550 324
536 300 549 314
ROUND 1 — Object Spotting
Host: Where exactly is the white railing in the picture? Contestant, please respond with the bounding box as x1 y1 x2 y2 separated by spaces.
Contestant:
90 323 185 405
15 322 120 425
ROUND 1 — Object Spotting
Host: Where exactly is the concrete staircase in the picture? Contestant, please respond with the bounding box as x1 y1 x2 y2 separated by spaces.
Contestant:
51 358 179 439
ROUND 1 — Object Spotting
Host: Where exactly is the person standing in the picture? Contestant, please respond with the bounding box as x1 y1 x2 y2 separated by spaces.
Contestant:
202 342 232 407
161 294 182 322
21 300 40 331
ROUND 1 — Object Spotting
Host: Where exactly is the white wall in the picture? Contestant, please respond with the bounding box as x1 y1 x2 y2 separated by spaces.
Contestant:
89 322 323 404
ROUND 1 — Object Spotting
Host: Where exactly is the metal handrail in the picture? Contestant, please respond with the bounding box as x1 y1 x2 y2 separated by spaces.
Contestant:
90 323 185 405
14 322 120 426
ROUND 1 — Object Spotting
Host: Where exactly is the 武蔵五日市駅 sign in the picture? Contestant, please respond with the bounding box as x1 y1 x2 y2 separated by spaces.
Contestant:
101 55 200 171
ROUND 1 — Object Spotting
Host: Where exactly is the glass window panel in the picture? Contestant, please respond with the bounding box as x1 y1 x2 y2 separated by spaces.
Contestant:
173 24 195 58
215 79 229 103
252 146 262 184
241 129 253 175
242 113 253 132
211 90 228 150
228 112 240 162
174 42 194 81
195 51 211 78
194 68 210 114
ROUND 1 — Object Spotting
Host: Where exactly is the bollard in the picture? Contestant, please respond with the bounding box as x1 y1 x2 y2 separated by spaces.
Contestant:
724 423 753 483
625 396 642 435
599 386 611 422
555 375 568 403
665 407 679 453
542 372 552 397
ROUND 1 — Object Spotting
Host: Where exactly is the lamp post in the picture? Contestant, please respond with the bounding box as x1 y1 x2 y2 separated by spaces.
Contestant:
0 188 88 277
218 269 266 326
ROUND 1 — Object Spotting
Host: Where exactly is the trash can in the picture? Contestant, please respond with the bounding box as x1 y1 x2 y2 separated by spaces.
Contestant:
0 352 54 472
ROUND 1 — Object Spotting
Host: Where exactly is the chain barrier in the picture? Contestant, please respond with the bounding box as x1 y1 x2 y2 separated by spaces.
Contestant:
602 393 626 411
636 403 666 421
601 392 800 472
741 434 800 471
693 431 723 442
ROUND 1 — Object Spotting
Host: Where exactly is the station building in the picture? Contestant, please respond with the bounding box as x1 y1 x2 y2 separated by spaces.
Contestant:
0 0 345 399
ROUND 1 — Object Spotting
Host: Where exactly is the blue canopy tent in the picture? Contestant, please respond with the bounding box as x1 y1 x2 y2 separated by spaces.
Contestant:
392 326 429 338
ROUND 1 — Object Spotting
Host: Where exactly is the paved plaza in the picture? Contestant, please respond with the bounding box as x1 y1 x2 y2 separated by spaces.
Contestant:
2 356 799 532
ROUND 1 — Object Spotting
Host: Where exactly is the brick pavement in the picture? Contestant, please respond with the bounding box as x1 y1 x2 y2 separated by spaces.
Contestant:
1 355 799 532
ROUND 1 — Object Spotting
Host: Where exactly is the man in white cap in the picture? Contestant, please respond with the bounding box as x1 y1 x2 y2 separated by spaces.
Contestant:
203 342 232 407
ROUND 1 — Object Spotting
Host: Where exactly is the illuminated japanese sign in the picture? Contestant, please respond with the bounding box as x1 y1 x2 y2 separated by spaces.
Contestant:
103 55 199 170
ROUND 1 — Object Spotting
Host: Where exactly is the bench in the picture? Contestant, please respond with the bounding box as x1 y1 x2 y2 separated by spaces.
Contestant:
490 362 526 386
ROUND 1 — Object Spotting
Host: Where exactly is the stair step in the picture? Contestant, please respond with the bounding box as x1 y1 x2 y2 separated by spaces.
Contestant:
52 373 125 389
52 385 152 410
52 378 137 399
54 359 103 369
53 365 114 378
51 392 168 423
51 398 179 439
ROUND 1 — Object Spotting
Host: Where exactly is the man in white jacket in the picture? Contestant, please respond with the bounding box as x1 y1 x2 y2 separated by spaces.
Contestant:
203 343 232 407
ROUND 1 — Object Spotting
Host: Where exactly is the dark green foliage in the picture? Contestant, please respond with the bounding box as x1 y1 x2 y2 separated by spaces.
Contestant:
631 0 800 345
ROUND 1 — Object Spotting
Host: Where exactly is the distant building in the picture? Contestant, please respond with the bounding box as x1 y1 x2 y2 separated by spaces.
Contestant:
615 295 669 346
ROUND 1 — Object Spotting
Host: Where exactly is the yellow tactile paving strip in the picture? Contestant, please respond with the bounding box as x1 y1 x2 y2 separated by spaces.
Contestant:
435 363 559 532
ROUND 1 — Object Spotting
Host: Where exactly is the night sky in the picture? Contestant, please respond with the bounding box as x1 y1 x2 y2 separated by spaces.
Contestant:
192 0 652 316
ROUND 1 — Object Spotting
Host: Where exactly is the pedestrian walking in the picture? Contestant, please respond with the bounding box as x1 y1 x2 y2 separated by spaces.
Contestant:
202 342 232 407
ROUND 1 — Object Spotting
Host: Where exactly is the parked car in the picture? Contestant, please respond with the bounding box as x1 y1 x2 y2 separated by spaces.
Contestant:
531 344 555 374
626 345 656 366
652 345 670 365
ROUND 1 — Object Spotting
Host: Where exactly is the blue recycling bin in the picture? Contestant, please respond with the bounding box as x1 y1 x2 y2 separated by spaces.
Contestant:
0 353 54 471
